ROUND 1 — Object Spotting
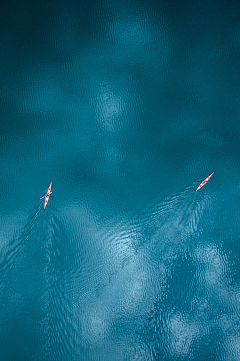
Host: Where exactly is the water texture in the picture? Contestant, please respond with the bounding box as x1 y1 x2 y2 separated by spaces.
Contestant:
1 0 240 360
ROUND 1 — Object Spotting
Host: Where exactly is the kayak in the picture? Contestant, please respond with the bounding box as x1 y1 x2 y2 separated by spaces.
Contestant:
44 182 52 208
195 172 214 192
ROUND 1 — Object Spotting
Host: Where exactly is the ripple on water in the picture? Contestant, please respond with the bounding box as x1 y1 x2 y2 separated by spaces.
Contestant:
0 203 80 360
0 173 220 360
37 213 80 360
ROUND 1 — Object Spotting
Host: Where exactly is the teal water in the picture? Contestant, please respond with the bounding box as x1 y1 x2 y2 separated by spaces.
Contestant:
1 1 240 360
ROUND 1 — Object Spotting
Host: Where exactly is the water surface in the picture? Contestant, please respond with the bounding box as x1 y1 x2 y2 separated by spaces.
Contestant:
1 0 240 360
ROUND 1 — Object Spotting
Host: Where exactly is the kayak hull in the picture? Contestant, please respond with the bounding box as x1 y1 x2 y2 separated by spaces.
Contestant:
44 182 52 208
195 172 214 192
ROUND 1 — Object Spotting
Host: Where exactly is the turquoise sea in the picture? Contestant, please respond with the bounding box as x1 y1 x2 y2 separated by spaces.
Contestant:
1 1 240 360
